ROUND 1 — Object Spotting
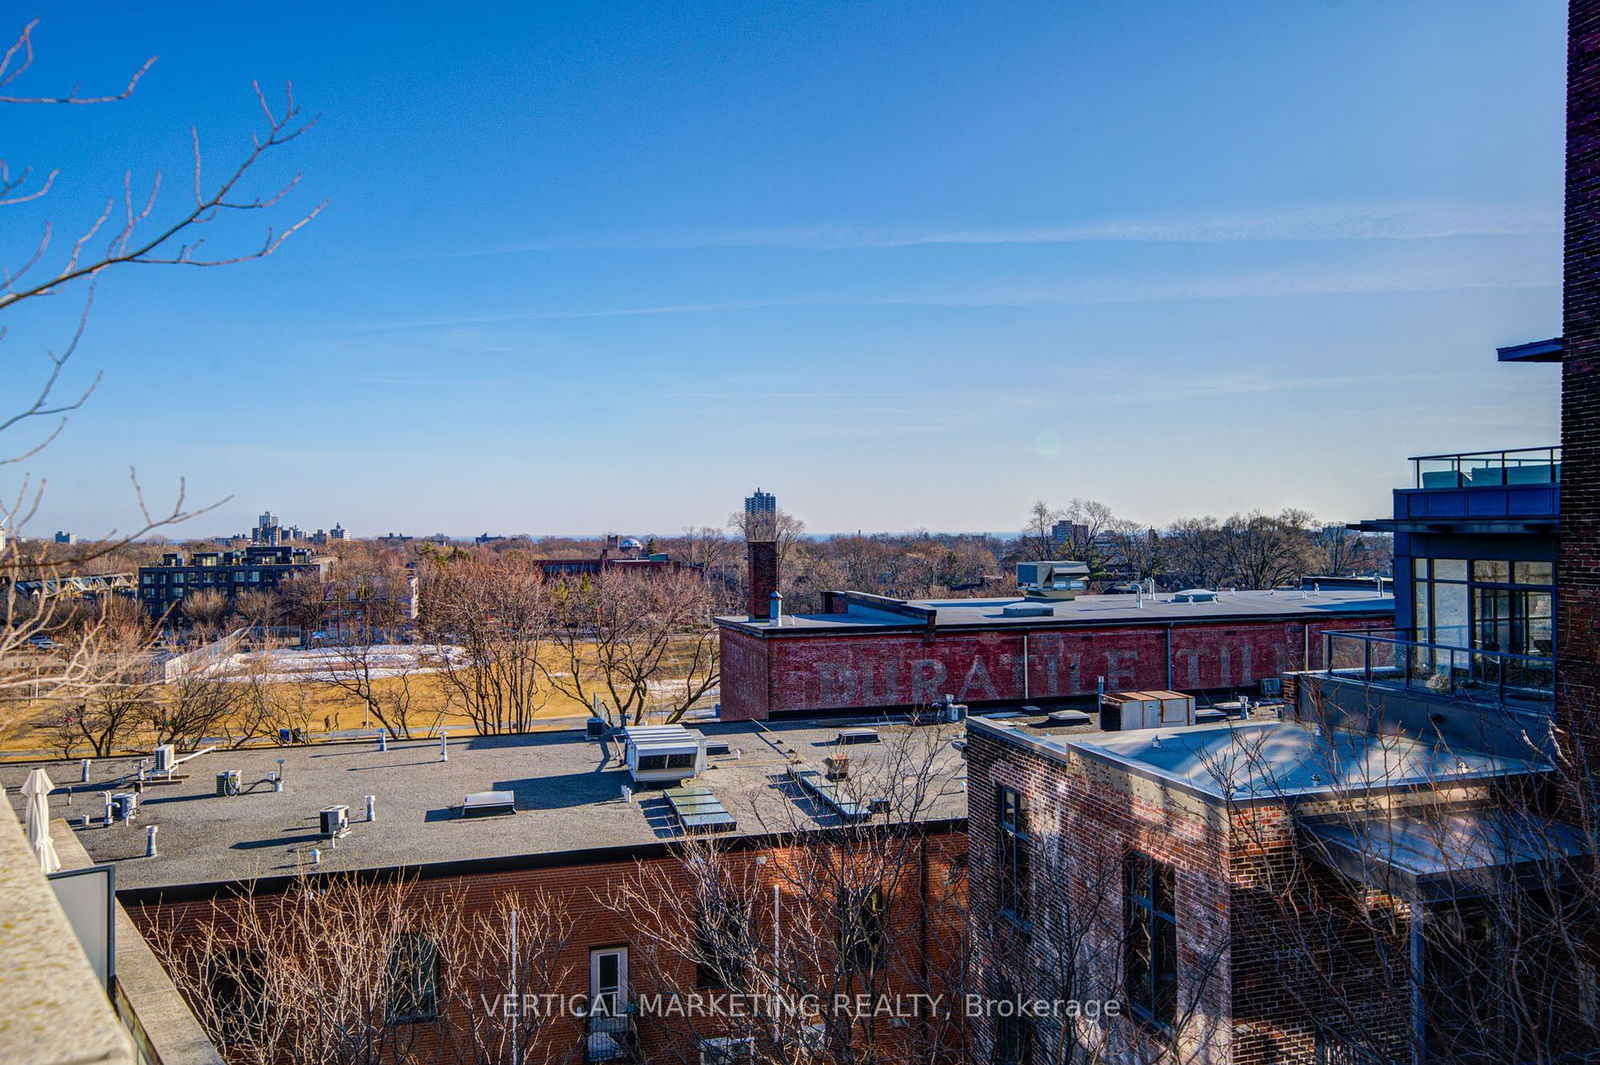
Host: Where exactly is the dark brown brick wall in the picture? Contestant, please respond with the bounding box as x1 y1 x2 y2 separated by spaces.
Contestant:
1564 0 1600 760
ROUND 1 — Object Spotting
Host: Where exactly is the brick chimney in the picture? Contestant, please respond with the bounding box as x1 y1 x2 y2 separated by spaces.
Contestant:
747 540 778 619
1560 0 1600 753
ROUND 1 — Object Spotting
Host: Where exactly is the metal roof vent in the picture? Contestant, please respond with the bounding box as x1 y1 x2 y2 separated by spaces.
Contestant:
461 790 517 818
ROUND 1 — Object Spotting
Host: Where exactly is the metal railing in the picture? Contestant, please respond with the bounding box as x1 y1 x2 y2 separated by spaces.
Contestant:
1322 630 1554 711
584 1007 637 1064
1411 446 1560 490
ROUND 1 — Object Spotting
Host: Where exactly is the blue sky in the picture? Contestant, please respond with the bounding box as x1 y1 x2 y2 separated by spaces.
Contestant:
2 1 1566 539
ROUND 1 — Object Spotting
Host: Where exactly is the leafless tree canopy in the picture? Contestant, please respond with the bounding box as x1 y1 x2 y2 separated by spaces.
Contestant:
147 875 576 1065
0 18 318 731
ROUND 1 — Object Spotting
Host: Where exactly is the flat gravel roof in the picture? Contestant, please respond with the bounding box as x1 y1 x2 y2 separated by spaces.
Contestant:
2 720 967 895
720 588 1393 634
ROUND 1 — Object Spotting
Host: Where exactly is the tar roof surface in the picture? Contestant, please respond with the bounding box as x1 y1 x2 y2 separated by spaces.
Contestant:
970 718 1548 804
719 588 1393 633
1 720 967 895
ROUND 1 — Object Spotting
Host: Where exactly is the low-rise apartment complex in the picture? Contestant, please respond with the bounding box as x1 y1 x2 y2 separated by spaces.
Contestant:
138 545 331 616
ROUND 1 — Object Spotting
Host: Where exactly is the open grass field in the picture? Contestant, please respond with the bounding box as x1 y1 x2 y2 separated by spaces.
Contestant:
0 640 716 757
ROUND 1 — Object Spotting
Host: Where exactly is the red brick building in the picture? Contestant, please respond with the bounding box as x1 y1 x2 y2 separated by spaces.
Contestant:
717 589 1392 721
5 721 968 1065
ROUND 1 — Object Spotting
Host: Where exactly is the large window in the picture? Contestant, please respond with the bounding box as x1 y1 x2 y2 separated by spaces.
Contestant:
385 934 440 1024
695 893 750 990
700 1037 755 1065
838 885 886 974
993 981 1035 1065
207 949 267 1046
997 786 1030 929
1410 557 1554 657
1124 851 1177 1031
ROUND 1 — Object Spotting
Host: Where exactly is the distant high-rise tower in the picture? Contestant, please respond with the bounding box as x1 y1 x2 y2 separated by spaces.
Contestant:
251 511 282 546
745 488 777 519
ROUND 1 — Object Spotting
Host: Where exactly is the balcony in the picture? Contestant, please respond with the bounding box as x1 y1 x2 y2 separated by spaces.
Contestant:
584 1007 639 1063
1322 630 1554 714
1363 447 1560 533
1411 446 1560 490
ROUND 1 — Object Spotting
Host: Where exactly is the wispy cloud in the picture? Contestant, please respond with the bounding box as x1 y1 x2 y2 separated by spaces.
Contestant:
332 237 1559 335
445 201 1557 256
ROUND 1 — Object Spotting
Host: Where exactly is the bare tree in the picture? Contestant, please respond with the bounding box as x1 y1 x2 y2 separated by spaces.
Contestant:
146 874 578 1065
543 567 719 725
148 671 245 751
607 723 969 1064
52 604 160 756
423 553 550 733
0 18 318 732
181 588 232 640
1210 704 1600 1065
1218 509 1317 590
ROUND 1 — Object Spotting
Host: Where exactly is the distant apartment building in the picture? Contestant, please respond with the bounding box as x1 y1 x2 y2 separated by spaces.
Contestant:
1050 519 1089 545
138 545 331 616
744 487 777 519
307 523 347 546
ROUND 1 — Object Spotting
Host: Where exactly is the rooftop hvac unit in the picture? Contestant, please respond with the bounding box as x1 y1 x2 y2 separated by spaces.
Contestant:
216 770 241 797
1016 560 1091 600
622 724 706 786
111 792 138 822
461 791 517 818
153 743 177 774
320 804 349 838
1099 691 1195 731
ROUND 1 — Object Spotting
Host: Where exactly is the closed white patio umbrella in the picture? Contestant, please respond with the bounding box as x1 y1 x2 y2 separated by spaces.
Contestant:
21 767 60 874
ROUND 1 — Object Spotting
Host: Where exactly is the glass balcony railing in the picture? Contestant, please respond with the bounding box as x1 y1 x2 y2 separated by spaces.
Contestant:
1411 447 1560 490
1322 630 1554 712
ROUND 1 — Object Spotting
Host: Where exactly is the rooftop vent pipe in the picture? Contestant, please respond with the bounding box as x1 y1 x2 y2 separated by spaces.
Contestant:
769 590 784 627
145 824 158 859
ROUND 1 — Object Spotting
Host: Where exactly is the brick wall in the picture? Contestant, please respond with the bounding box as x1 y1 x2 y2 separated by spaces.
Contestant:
131 830 967 1065
1563 0 1600 761
717 626 771 721
963 724 1415 1065
721 615 1386 719
965 725 1234 1064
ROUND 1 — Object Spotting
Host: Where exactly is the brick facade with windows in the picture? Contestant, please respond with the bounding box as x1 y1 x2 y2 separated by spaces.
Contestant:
719 602 1390 722
128 830 968 1065
964 719 1426 1065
